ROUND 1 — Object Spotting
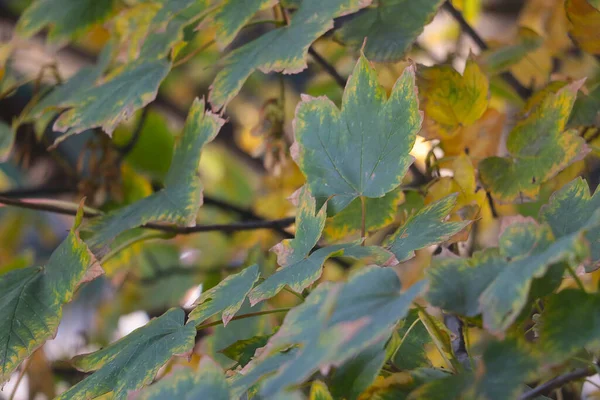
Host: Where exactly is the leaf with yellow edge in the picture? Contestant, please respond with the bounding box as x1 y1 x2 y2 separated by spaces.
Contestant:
57 308 196 400
210 0 277 50
309 380 334 400
419 58 489 138
136 358 230 400
566 0 600 55
292 54 421 213
209 0 371 109
0 205 101 383
84 99 224 253
386 194 470 262
480 81 589 202
323 188 404 242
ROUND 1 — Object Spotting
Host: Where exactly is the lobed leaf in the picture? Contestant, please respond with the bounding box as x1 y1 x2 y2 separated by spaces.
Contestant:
335 0 443 62
386 194 469 262
58 308 196 400
187 264 260 326
0 213 100 383
480 81 589 202
209 0 371 109
292 54 421 213
84 99 224 252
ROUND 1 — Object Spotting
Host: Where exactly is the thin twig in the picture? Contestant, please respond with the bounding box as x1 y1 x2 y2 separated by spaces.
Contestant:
195 307 291 331
519 367 596 400
0 185 74 198
172 40 215 68
442 1 532 100
8 357 31 400
308 47 347 88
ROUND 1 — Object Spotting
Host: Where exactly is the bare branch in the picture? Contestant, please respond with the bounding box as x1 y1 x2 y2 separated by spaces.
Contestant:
519 367 597 400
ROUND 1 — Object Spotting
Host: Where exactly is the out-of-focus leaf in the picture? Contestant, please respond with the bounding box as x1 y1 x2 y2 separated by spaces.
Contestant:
386 194 469 262
428 218 594 333
84 99 223 252
480 81 589 202
568 86 600 128
323 188 404 242
540 177 600 269
334 0 443 62
587 0 600 10
539 289 600 362
187 264 260 326
292 54 421 213
17 0 114 41
329 339 387 399
364 369 450 400
210 0 277 50
0 121 15 162
245 267 425 397
419 58 489 138
479 27 544 74
566 0 600 55
136 358 230 400
392 309 432 370
310 380 334 400
58 308 196 400
220 333 271 367
209 0 370 109
0 212 100 383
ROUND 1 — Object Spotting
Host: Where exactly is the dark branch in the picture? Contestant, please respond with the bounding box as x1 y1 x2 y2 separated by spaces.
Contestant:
116 105 150 162
308 47 347 88
443 314 470 369
0 185 74 198
519 367 596 400
442 1 532 100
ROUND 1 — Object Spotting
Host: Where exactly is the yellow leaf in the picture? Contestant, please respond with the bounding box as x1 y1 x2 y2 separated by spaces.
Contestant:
567 0 600 54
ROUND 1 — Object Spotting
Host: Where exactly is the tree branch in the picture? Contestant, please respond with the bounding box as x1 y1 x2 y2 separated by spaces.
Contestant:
519 367 596 400
442 1 532 100
308 47 347 88
443 314 470 369
116 104 150 163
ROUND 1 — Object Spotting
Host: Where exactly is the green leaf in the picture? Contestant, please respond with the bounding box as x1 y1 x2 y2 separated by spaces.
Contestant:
209 0 370 109
220 333 272 367
187 264 260 326
480 81 589 202
386 194 469 262
58 308 196 400
17 0 115 41
335 0 443 62
0 218 99 383
247 267 425 397
211 0 277 50
540 177 600 268
539 289 600 362
292 54 421 213
392 309 432 370
310 380 334 400
588 0 600 11
323 188 404 242
0 121 15 162
136 358 230 400
428 219 591 333
478 27 544 74
84 99 223 252
568 85 600 128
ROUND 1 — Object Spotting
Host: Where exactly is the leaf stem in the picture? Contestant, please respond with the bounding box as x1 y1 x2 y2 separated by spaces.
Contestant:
8 357 31 400
360 196 366 244
195 307 291 331
565 264 586 292
308 47 347 88
519 367 596 400
172 40 215 68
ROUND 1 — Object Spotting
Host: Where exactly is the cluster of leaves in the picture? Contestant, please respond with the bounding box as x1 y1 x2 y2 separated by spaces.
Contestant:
0 0 600 399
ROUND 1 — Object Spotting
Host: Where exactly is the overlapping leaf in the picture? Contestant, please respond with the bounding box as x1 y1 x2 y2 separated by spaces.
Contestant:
386 194 469 262
427 218 594 333
419 58 489 139
540 177 600 269
187 264 260 326
566 0 600 55
17 0 114 41
210 0 277 50
392 309 432 370
248 187 396 304
136 358 230 400
0 207 100 383
480 81 589 202
292 54 421 213
239 267 425 398
335 0 443 62
209 0 371 109
220 333 272 367
58 308 196 400
84 99 224 252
